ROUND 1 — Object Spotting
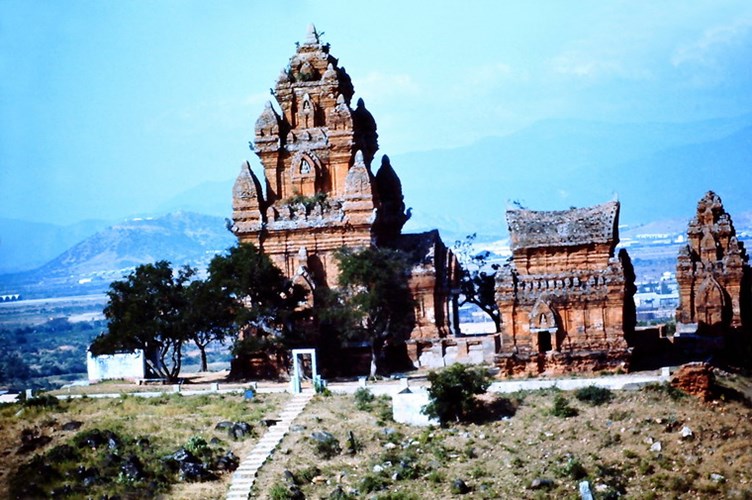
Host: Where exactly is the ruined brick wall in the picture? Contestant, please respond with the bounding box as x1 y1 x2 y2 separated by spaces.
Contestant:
495 201 635 359
230 26 455 343
675 191 750 335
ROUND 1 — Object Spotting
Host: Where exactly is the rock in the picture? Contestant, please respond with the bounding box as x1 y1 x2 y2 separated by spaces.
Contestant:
282 469 296 485
579 480 594 500
214 451 239 472
290 424 306 433
214 421 233 430
312 475 327 484
671 362 716 401
262 418 280 427
372 464 384 473
230 422 253 440
529 478 554 490
383 442 397 450
680 426 694 439
311 430 337 443
18 428 52 454
61 421 83 431
710 473 726 483
650 441 662 453
451 478 471 494
328 486 350 499
179 461 215 482
120 455 145 481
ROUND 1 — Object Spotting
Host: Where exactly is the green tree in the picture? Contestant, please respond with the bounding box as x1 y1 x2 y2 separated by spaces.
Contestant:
182 278 235 372
207 243 309 367
90 261 193 381
454 233 501 332
422 363 492 425
335 246 415 377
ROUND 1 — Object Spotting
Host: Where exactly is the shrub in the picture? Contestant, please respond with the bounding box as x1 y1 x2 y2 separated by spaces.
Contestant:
422 364 492 425
360 473 389 493
550 394 578 418
574 385 613 406
561 457 587 480
354 387 375 411
310 431 341 459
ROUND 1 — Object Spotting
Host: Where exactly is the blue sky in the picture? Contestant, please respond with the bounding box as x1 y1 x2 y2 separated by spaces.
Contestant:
2 1 752 225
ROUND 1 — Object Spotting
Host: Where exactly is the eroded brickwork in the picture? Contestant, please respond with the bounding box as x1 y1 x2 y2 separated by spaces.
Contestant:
495 201 636 375
231 26 455 341
675 191 750 336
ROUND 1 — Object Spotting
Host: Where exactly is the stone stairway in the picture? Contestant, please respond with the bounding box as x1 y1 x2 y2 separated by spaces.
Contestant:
226 391 314 500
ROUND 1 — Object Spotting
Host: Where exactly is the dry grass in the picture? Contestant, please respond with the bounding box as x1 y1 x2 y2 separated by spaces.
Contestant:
254 386 752 499
0 391 288 499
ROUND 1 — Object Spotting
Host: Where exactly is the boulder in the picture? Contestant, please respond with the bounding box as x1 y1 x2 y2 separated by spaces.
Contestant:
671 362 715 401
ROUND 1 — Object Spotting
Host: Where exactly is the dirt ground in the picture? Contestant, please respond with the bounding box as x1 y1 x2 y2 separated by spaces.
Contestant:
253 385 752 499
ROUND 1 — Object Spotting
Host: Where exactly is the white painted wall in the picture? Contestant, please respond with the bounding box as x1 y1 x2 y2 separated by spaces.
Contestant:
87 350 145 382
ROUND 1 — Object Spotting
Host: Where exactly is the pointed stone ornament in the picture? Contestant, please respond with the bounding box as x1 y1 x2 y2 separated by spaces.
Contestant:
305 23 319 44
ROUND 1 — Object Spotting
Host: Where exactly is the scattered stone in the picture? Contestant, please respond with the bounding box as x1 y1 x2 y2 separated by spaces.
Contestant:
282 469 296 485
18 428 52 454
179 461 215 482
61 421 83 431
120 455 145 481
595 483 609 492
214 450 239 472
229 422 253 440
451 478 471 494
214 421 233 430
529 478 554 490
312 475 327 484
650 441 662 453
579 480 594 500
383 442 397 450
710 473 726 483
671 362 716 401
290 424 306 433
680 426 694 440
262 418 280 427
328 485 350 499
372 464 384 473
311 430 337 443
381 427 396 436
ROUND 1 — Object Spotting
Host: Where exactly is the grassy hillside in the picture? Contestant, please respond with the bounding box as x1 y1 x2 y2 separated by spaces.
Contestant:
0 391 287 499
253 384 752 499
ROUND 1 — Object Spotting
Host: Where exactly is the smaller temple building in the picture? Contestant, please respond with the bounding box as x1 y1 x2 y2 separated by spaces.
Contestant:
675 191 750 338
495 201 636 375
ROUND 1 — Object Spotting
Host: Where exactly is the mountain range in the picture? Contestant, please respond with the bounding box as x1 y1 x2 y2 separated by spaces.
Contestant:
2 115 751 293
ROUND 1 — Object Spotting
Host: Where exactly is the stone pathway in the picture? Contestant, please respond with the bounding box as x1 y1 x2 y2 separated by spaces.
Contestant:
226 391 314 500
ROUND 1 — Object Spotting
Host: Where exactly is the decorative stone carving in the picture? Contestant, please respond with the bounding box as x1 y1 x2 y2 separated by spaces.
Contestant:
495 201 635 375
231 161 264 234
231 26 457 345
675 191 750 335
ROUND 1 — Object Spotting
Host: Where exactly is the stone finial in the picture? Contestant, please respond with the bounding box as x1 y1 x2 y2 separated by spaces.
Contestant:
255 101 281 138
305 23 319 44
323 63 337 80
344 151 373 200
232 161 262 201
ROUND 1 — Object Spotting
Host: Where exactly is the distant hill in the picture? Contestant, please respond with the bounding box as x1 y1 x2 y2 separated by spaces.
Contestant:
0 217 112 274
0 212 235 298
154 115 752 240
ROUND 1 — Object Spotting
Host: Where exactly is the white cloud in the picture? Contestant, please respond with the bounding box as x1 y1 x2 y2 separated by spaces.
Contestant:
672 19 752 67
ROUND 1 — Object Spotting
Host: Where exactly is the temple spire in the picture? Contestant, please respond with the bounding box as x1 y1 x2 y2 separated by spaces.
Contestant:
305 23 319 45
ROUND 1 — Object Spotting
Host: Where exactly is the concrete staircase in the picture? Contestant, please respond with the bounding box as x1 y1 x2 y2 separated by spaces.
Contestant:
226 392 314 500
